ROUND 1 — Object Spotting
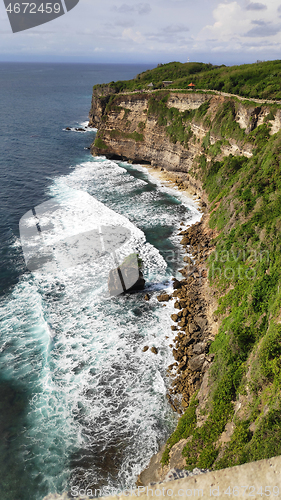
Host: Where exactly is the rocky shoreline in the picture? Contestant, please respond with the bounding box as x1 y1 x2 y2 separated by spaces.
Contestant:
165 213 216 414
137 225 218 485
131 164 219 485
139 164 218 412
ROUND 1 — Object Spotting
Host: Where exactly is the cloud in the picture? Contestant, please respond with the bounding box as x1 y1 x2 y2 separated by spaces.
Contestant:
144 23 191 46
164 24 189 33
112 3 151 15
246 2 267 10
122 27 145 43
2 0 281 64
112 3 134 14
198 2 248 39
251 19 266 25
245 23 281 36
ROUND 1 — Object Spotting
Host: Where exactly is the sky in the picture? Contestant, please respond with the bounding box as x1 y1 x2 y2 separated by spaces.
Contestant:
0 0 281 65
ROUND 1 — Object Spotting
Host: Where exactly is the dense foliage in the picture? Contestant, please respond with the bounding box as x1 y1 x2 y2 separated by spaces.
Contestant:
93 60 281 100
158 95 281 469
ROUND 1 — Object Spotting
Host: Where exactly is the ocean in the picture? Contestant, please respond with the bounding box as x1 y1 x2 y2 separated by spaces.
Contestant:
0 62 200 500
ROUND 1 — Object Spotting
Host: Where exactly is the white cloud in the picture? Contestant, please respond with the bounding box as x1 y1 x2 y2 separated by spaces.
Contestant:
1 0 281 63
196 0 281 52
122 28 145 43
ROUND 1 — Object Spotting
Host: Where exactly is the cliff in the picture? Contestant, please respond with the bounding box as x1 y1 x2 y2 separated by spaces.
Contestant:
89 89 281 203
89 84 281 475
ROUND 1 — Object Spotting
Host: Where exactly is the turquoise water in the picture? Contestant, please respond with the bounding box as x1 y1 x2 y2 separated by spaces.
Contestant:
0 63 200 499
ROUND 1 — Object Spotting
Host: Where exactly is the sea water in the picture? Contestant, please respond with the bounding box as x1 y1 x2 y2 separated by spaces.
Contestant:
0 63 200 499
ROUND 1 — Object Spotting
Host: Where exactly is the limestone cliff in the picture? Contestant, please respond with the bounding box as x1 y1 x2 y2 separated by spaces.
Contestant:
89 86 281 475
89 88 280 205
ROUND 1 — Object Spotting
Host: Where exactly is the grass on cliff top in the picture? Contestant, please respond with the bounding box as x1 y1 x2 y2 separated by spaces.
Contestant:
93 59 281 100
161 126 281 470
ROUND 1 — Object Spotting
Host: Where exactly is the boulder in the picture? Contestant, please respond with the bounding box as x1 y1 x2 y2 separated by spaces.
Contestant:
143 346 149 352
108 254 145 296
179 318 187 327
173 279 182 289
157 293 171 302
188 354 205 372
189 323 198 334
193 343 206 355
194 315 207 329
151 346 158 354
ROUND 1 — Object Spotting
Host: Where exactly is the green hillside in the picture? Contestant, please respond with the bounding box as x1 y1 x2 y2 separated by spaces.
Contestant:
92 59 281 471
156 97 281 469
94 60 281 100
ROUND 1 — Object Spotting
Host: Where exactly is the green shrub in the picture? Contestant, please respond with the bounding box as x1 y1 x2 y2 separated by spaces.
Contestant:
94 137 107 149
161 396 198 465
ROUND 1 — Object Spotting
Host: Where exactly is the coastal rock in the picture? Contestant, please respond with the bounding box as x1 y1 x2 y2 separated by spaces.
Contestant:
144 294 150 301
194 315 207 329
89 89 257 187
193 342 206 355
172 279 182 289
188 322 198 334
183 256 193 264
151 346 158 354
157 293 171 302
188 354 205 372
143 346 149 352
178 318 187 327
108 254 145 296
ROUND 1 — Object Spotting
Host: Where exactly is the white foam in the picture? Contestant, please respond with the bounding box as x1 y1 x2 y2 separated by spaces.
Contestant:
123 162 201 224
63 121 97 133
5 155 197 493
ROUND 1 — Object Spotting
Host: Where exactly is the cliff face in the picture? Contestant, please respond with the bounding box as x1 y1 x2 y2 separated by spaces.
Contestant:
89 87 281 475
89 88 280 203
90 92 205 170
89 89 280 166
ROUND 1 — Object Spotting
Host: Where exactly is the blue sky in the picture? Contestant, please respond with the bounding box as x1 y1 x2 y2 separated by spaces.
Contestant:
0 0 281 65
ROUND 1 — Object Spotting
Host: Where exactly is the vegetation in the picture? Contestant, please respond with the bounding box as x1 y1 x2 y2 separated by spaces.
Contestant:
94 136 108 150
160 106 281 469
122 253 143 269
109 129 144 142
93 60 281 100
161 396 198 465
93 62 281 469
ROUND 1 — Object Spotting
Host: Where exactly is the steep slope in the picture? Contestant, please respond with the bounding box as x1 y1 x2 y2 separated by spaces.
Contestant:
89 84 281 472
